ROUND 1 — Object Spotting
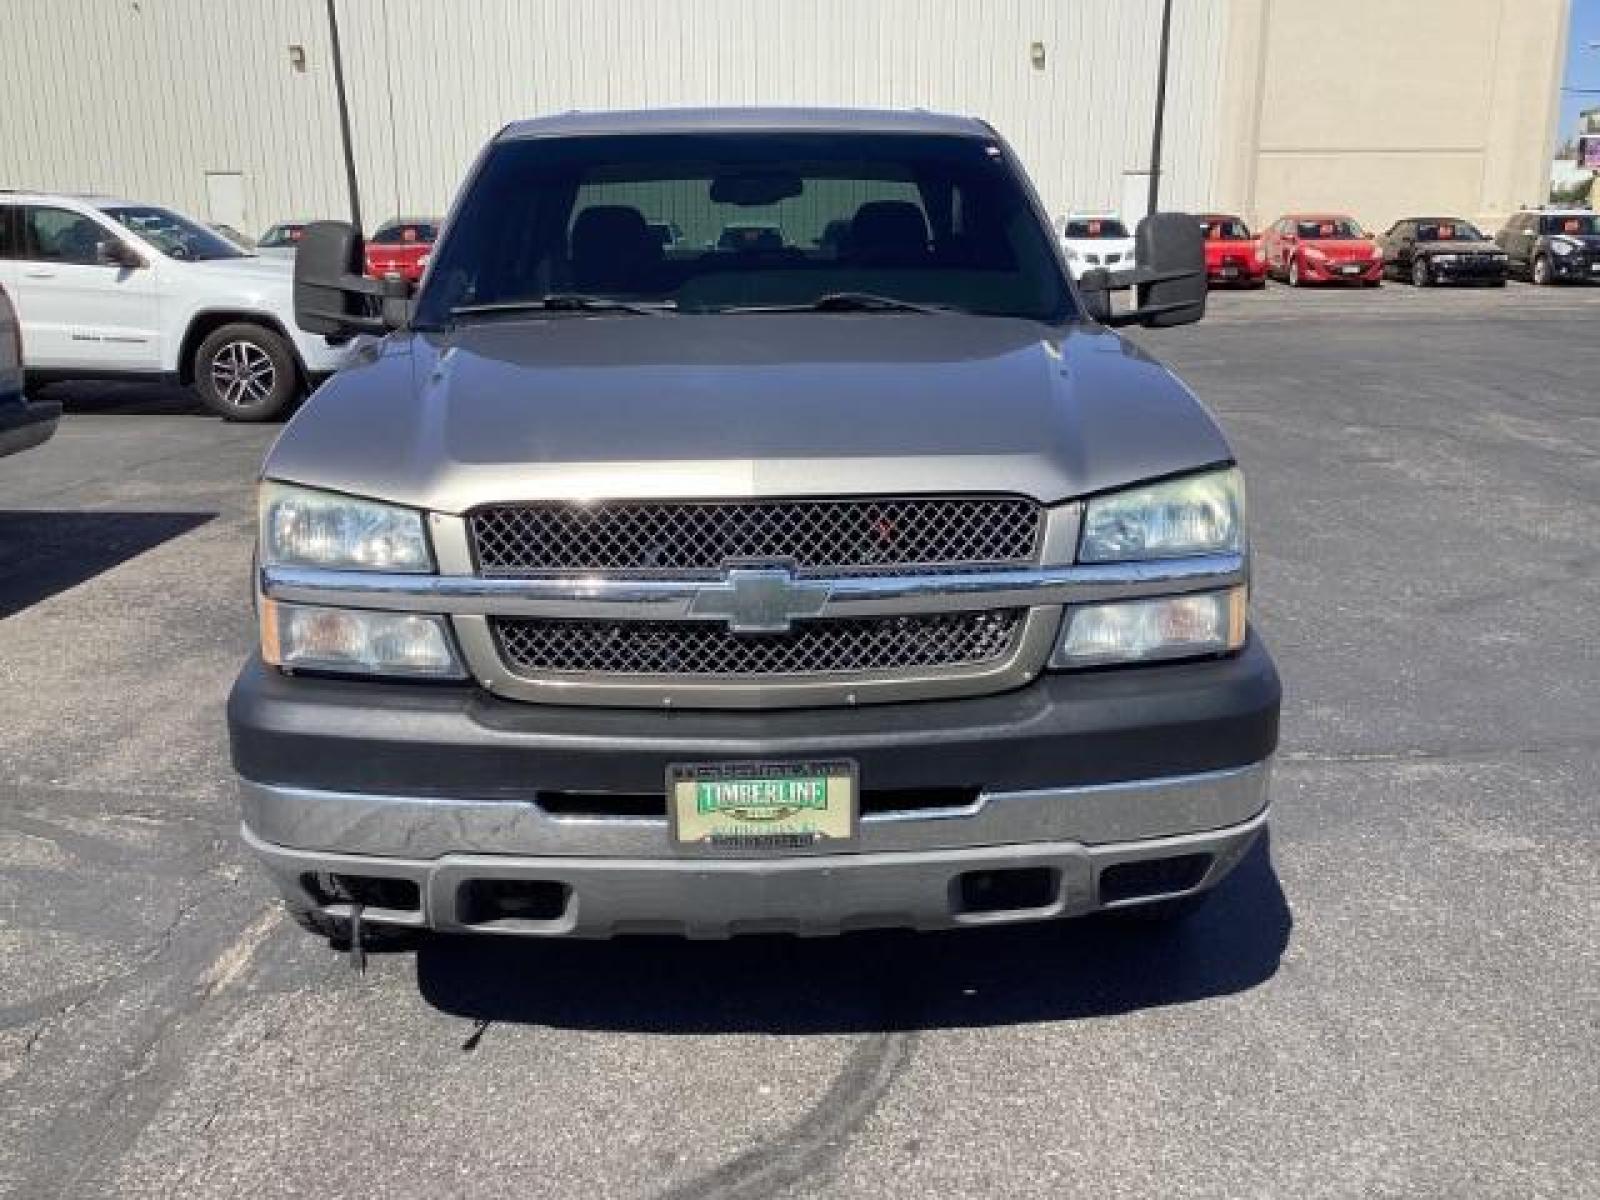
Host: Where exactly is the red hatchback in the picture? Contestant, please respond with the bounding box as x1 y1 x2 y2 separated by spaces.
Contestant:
364 217 442 284
1262 213 1383 287
1199 214 1266 287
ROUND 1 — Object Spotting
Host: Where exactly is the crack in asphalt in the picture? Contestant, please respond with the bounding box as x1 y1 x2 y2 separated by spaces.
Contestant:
649 1029 918 1200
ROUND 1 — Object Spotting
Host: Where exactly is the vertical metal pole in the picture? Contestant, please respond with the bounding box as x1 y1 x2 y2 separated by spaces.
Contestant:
1147 0 1175 216
325 0 363 231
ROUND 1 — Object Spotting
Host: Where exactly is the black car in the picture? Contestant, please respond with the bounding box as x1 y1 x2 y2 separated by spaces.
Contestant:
1378 217 1507 287
0 282 60 459
1494 209 1600 285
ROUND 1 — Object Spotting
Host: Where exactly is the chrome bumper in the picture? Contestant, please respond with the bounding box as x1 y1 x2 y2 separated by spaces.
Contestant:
243 760 1270 938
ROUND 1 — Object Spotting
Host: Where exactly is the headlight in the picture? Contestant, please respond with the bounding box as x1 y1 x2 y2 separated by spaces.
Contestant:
1303 246 1325 260
1052 587 1246 668
1433 254 1458 264
1552 240 1575 257
260 482 431 572
1063 246 1080 260
261 600 464 678
1079 468 1244 563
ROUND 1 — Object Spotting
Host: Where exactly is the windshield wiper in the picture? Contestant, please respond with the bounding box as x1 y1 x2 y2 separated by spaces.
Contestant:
721 292 953 315
449 294 674 320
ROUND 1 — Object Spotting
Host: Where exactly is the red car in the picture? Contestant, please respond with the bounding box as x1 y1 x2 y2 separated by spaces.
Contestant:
363 216 442 284
1199 213 1266 287
1261 213 1384 287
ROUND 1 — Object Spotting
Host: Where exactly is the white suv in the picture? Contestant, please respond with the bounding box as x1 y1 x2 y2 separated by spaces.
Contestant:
0 193 359 420
1057 212 1138 280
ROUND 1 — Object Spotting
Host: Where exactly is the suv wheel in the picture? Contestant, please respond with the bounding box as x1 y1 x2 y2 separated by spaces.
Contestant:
1411 256 1431 287
193 323 299 421
1531 255 1554 286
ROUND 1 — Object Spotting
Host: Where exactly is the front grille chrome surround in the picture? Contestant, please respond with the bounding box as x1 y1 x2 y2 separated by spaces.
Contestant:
493 610 1024 679
470 497 1042 577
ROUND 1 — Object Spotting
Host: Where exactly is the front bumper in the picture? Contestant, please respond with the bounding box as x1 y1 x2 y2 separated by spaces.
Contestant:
1550 256 1600 281
231 636 1279 936
1303 258 1382 284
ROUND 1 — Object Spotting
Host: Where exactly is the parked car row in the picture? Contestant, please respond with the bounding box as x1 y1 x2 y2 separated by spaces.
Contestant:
257 216 442 283
1063 206 1599 290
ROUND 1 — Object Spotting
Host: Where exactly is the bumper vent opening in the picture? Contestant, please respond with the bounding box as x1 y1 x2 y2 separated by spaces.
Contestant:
457 879 571 925
954 867 1059 915
1099 854 1211 905
302 872 420 913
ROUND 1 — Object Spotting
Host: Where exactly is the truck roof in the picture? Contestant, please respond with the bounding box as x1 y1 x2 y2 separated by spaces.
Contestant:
500 106 994 141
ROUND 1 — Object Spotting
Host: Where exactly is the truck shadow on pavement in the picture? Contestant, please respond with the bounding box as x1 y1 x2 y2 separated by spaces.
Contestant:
415 834 1290 1033
0 510 215 618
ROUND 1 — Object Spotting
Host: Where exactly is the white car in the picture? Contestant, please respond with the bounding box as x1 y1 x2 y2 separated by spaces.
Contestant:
0 194 358 419
1057 212 1137 280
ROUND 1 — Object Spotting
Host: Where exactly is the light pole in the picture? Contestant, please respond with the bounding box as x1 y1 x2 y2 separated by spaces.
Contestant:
324 0 364 231
1146 0 1175 216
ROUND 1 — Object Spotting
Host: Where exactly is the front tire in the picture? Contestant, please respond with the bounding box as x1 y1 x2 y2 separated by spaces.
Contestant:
1287 257 1302 287
1411 256 1431 287
1531 255 1554 287
193 323 300 421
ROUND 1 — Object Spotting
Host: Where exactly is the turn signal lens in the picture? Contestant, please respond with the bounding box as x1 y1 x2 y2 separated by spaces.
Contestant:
261 600 464 678
1052 587 1247 668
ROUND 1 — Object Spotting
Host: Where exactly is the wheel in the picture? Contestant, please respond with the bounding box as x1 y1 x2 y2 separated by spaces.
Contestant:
1411 256 1431 287
1531 255 1554 286
1100 892 1211 926
192 322 299 421
1287 257 1302 287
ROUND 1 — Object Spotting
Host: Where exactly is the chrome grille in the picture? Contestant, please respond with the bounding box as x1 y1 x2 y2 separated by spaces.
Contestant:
492 611 1023 678
470 498 1040 577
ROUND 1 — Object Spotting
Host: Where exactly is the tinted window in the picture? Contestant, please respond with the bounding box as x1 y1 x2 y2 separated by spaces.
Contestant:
1540 214 1599 236
1415 220 1484 242
416 132 1073 323
371 221 439 245
104 205 244 261
22 206 116 264
1062 218 1129 239
1201 217 1250 240
0 206 18 259
259 224 304 248
1296 219 1363 239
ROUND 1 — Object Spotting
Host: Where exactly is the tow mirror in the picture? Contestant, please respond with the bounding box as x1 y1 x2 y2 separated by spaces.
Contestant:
294 221 409 337
1074 212 1207 328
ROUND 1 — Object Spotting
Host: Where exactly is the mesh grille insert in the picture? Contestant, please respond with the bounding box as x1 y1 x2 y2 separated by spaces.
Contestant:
471 498 1040 576
493 611 1023 678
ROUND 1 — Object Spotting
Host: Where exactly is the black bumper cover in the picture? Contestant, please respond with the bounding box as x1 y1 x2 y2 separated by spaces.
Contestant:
229 636 1281 798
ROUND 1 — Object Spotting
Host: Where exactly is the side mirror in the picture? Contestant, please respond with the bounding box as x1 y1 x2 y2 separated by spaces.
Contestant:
97 241 142 269
1076 212 1206 328
294 221 408 336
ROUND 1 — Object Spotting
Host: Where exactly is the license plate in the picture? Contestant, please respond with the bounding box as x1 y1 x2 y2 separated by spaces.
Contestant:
1340 265 1360 275
1220 267 1239 279
668 761 857 853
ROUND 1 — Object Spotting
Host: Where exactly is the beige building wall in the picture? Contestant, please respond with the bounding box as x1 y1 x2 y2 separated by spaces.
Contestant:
1214 0 1570 232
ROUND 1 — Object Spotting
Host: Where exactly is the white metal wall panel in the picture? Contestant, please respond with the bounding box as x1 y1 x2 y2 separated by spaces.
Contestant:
0 0 1226 235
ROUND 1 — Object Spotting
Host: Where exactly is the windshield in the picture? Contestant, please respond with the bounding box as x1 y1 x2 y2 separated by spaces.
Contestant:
414 132 1074 324
1062 218 1128 239
1202 217 1250 240
1296 219 1363 240
1416 221 1484 242
1541 214 1599 236
371 221 439 245
259 224 304 248
103 205 246 260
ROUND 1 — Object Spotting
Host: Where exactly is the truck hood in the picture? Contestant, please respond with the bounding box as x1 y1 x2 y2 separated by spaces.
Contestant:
266 315 1233 512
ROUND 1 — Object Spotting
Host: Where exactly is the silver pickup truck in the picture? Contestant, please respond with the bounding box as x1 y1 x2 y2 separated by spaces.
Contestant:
228 108 1279 948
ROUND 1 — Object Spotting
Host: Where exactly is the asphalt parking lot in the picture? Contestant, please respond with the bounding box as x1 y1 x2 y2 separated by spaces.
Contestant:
2 281 1597 1199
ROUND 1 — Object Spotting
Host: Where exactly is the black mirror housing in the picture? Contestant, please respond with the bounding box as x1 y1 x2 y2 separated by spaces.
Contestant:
1132 212 1207 328
97 241 142 269
294 221 393 337
1077 212 1207 329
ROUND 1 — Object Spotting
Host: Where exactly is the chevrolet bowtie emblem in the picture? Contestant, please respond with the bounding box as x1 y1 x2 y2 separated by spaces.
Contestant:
689 568 832 634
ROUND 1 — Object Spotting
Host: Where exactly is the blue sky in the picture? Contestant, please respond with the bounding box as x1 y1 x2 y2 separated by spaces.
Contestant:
1560 0 1600 144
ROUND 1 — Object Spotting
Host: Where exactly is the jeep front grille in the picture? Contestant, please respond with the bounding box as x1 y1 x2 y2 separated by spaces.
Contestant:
492 610 1023 678
470 497 1041 577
